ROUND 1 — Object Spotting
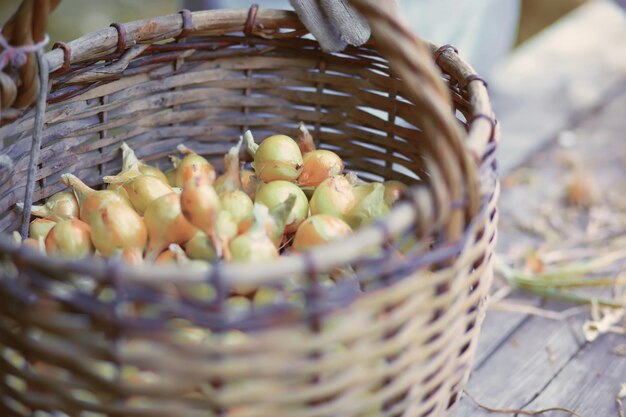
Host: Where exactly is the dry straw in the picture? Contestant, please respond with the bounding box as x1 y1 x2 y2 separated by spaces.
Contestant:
0 2 498 416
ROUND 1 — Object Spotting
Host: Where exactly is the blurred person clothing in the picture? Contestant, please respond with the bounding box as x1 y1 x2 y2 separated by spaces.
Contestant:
183 0 521 77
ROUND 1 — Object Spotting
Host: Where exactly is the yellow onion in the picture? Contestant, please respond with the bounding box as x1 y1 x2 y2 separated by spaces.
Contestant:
119 143 168 184
174 144 216 188
104 174 172 215
164 168 177 187
214 138 243 195
215 210 238 260
245 130 303 182
298 149 344 187
90 201 147 259
220 190 253 232
229 204 279 264
19 191 79 222
155 244 188 265
121 248 144 266
296 122 316 154
180 164 221 254
347 183 390 229
184 231 217 261
29 218 56 241
22 237 44 252
292 215 353 252
240 169 261 200
238 194 296 247
61 174 131 223
345 171 369 186
255 180 308 234
309 175 355 222
144 192 198 261
383 180 408 206
45 219 94 259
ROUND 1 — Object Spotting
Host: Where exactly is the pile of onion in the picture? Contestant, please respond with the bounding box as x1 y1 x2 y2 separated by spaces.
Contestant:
16 127 408 272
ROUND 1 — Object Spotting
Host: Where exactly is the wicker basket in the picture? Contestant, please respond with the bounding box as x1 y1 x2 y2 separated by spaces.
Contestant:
0 2 498 416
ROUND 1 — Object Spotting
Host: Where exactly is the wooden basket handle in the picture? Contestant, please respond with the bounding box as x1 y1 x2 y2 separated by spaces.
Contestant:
0 0 60 110
349 0 479 238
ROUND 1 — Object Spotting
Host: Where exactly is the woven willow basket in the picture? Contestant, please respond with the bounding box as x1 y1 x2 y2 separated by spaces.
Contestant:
0 3 498 417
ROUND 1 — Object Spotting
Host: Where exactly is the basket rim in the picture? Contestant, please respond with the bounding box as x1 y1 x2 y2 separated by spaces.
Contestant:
1 8 495 286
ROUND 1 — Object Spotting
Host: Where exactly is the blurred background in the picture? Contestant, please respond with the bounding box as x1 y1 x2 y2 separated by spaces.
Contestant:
1 0 591 49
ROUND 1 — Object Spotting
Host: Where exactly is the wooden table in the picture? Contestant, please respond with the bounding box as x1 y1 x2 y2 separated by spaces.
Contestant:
458 2 626 415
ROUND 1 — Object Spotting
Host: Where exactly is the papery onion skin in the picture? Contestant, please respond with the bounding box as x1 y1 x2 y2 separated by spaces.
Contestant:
255 180 308 234
175 146 216 188
61 174 132 224
107 175 173 215
90 200 147 258
240 169 261 200
29 218 56 241
309 175 355 222
214 138 243 195
292 215 353 252
180 165 221 237
251 134 303 182
144 192 198 261
220 190 253 232
184 231 217 261
119 143 169 183
298 150 344 187
28 191 79 222
383 180 408 206
45 219 94 259
229 204 279 264
347 183 390 229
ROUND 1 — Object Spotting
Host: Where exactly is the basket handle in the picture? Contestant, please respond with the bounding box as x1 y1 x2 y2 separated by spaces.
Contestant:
349 0 480 239
0 0 60 111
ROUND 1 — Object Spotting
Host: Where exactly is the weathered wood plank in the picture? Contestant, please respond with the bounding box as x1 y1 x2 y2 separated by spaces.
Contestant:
457 301 588 416
520 333 626 417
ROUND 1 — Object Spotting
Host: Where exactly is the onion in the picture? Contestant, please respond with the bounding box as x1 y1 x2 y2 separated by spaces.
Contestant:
238 194 296 247
255 180 308 234
164 168 177 187
345 171 369 186
22 238 42 252
174 144 216 188
346 183 390 229
104 174 172 215
296 122 316 154
18 191 79 222
213 210 238 260
29 218 56 241
298 150 344 187
309 175 355 222
61 174 131 223
184 231 217 261
214 138 243 195
119 143 169 184
229 204 279 264
90 200 147 259
121 248 144 266
45 219 94 259
240 169 261 200
245 130 303 182
180 164 221 255
292 215 353 252
220 190 253 232
383 180 408 206
155 244 188 264
144 192 198 261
